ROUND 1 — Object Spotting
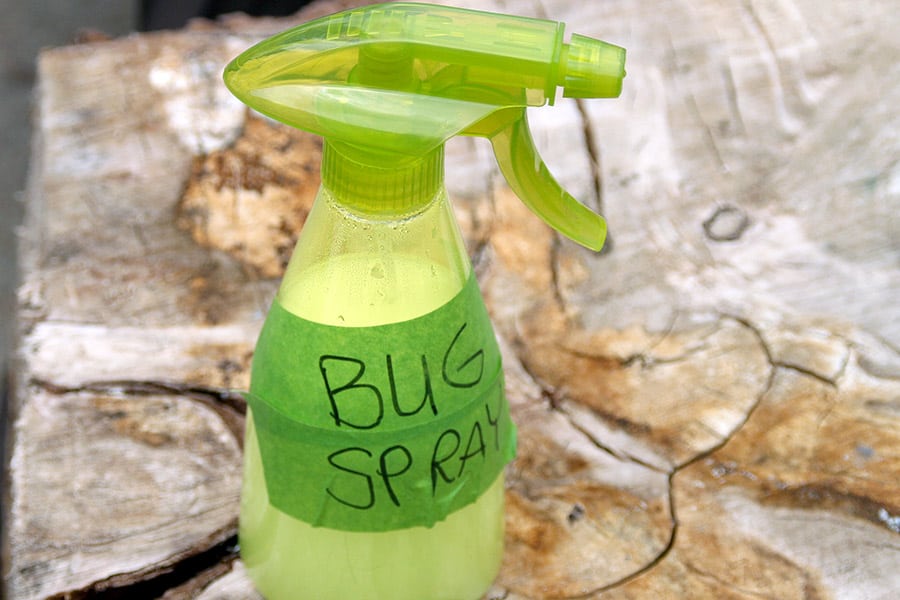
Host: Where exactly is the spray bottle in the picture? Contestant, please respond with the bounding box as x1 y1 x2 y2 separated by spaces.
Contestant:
224 3 625 599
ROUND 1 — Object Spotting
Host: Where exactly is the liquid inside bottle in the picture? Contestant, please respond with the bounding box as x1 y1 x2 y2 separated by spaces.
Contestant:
239 182 506 600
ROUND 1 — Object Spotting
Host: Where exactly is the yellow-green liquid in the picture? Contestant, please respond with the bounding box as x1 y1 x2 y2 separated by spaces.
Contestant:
240 192 505 599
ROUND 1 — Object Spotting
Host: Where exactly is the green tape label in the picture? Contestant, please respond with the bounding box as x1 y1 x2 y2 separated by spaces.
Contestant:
248 274 517 531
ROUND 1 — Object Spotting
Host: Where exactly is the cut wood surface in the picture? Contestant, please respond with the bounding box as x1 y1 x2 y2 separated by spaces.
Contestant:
6 0 899 598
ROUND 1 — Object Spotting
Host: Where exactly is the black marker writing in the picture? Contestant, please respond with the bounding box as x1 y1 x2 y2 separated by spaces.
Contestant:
377 445 413 507
326 447 375 509
387 354 438 417
442 323 484 389
430 428 461 493
320 355 384 430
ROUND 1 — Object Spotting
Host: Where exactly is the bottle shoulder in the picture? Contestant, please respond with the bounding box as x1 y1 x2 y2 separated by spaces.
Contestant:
277 188 471 326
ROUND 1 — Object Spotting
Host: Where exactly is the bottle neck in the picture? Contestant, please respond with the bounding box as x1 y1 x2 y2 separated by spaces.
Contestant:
278 169 471 324
321 141 444 216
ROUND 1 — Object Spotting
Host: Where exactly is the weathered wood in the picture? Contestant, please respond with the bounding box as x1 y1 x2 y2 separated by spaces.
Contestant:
6 0 899 598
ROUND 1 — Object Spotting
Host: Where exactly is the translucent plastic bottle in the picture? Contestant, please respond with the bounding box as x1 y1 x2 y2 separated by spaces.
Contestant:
223 4 625 599
240 149 506 600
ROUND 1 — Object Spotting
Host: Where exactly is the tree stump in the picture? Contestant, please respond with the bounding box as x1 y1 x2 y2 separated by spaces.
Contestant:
5 0 899 598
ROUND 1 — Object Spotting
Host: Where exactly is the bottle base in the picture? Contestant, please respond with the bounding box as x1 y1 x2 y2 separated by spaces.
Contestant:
240 417 506 600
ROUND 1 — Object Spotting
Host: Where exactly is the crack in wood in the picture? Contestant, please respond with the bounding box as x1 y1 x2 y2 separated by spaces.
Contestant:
556 399 666 473
12 381 245 595
684 89 728 173
513 351 679 597
573 99 604 216
720 63 747 136
499 283 791 595
568 471 679 599
561 343 710 371
549 235 566 310
469 173 498 278
31 378 247 446
19 380 247 597
45 524 238 600
539 314 777 596
773 361 839 388
593 314 781 597
674 314 777 472
573 98 612 254
739 0 794 128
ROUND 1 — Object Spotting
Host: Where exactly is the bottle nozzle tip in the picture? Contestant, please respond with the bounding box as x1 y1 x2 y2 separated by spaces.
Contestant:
560 34 626 99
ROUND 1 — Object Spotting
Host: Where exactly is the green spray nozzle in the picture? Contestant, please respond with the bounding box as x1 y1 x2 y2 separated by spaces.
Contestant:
223 2 625 251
